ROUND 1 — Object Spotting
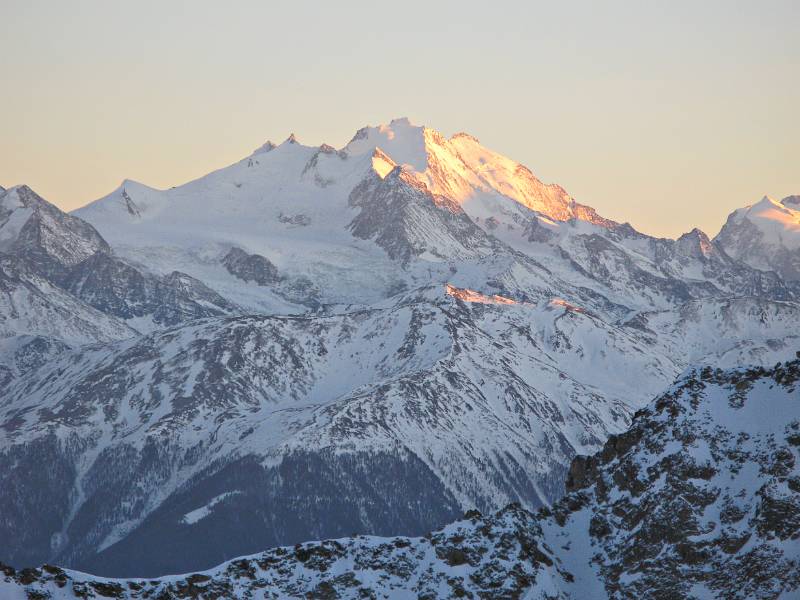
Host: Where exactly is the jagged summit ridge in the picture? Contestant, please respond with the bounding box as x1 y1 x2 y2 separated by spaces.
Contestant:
78 117 604 230
64 118 800 328
70 118 651 317
340 117 601 229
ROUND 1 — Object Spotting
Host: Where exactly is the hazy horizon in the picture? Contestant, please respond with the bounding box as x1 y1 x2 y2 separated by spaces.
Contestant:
2 0 798 238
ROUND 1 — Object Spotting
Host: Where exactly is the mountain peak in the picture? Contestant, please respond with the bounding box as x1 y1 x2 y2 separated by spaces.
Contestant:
676 227 716 258
371 147 397 179
679 226 710 240
338 118 610 228
79 118 616 270
113 178 155 196
748 194 797 218
6 183 33 194
345 119 428 171
389 116 414 127
1 184 41 209
754 194 779 208
0 183 111 267
716 192 800 275
253 140 276 155
450 132 480 144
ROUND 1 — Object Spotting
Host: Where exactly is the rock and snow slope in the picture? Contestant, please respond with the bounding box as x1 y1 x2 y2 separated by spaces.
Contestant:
0 185 237 340
0 283 796 577
1 118 799 578
0 286 653 575
3 358 797 598
547 356 800 599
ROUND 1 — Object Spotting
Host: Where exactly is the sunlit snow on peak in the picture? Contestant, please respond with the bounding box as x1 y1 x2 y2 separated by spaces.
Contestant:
371 148 397 179
737 194 800 249
345 118 429 172
445 283 517 305
547 297 586 313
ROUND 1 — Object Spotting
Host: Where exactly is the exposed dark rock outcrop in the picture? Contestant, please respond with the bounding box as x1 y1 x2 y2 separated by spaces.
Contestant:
221 247 280 286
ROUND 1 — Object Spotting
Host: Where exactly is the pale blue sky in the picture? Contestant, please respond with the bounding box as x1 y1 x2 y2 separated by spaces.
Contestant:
1 0 798 237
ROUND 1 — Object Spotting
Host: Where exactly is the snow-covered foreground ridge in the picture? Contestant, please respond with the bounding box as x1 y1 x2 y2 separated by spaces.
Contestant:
1 117 799 577
2 358 798 599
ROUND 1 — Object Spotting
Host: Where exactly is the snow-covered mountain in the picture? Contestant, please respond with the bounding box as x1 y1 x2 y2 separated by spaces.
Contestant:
0 185 237 340
4 357 797 598
1 117 798 578
0 185 133 343
0 286 657 575
74 118 797 316
0 184 110 269
715 194 800 282
0 290 795 576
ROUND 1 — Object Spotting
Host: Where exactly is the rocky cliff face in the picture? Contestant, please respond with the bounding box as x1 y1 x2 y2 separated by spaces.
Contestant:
63 252 237 328
222 247 280 286
348 166 498 263
547 355 800 598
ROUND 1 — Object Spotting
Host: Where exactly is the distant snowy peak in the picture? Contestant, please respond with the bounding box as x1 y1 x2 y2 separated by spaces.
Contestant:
251 140 276 155
0 184 110 266
77 118 614 239
344 117 612 228
675 227 718 260
1 185 42 213
80 179 161 222
345 117 430 171
731 195 800 249
715 193 800 280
